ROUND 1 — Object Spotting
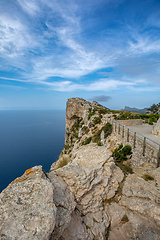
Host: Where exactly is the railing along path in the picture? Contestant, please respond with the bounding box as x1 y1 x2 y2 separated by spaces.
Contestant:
107 118 160 167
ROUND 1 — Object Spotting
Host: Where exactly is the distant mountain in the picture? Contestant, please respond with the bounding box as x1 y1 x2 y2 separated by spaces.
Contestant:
121 106 148 114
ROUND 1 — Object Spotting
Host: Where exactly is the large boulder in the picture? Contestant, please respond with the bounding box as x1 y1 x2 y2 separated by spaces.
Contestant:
0 166 57 240
54 144 124 239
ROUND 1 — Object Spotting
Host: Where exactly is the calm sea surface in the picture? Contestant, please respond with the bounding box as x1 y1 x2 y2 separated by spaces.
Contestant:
0 110 65 192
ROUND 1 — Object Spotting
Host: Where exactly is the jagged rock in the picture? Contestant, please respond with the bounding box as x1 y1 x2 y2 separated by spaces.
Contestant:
0 166 57 240
61 211 94 240
152 118 160 135
120 173 160 228
54 144 124 239
106 202 160 240
47 171 76 239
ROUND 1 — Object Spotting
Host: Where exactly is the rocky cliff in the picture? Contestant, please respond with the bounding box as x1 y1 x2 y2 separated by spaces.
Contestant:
0 98 160 240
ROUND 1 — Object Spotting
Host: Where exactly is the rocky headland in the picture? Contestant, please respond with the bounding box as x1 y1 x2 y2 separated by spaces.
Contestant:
0 98 160 240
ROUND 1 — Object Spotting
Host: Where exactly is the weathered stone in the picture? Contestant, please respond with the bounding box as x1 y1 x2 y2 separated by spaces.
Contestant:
47 171 76 239
61 211 93 240
106 203 160 240
0 166 56 240
152 118 160 135
120 173 160 227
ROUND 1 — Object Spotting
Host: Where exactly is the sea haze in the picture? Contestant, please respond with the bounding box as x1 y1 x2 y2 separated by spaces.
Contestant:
0 110 65 192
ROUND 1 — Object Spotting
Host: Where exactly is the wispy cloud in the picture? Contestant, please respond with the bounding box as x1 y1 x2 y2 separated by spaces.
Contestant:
0 0 160 92
38 78 136 92
0 77 28 82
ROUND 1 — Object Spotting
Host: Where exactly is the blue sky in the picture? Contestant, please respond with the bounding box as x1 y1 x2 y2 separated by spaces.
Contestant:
0 0 160 110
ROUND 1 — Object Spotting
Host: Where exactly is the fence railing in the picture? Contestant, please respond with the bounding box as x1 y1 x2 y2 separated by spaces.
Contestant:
107 118 160 167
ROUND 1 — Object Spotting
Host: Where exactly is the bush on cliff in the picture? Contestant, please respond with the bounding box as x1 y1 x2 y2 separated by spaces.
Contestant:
82 137 92 145
57 156 68 168
93 116 101 124
112 144 133 174
92 122 112 143
103 122 112 138
112 144 132 162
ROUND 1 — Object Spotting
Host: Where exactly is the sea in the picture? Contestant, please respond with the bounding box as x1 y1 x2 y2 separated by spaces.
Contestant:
0 110 65 192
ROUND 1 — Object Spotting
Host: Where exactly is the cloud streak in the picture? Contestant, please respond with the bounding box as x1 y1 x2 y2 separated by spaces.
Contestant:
0 0 160 92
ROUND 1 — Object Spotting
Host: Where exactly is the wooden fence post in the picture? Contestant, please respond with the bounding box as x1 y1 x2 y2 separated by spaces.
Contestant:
134 132 136 148
143 137 146 156
127 128 129 142
157 145 160 168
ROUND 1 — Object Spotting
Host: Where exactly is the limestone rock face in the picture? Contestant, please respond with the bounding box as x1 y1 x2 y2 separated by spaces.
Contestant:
152 118 160 135
0 166 57 240
106 203 160 240
47 171 76 239
120 173 160 227
64 98 109 154
105 170 160 239
55 144 124 240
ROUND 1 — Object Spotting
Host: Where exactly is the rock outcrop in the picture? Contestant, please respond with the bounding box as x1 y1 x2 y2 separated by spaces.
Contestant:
152 118 160 136
0 166 57 240
1 97 160 240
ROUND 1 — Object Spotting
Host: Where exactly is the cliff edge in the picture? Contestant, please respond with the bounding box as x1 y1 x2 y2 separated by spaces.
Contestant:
0 98 160 240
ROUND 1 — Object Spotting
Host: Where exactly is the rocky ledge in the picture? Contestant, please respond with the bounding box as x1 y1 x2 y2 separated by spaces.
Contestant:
0 98 160 240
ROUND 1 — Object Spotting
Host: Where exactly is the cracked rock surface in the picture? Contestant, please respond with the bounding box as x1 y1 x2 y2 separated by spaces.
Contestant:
0 166 57 240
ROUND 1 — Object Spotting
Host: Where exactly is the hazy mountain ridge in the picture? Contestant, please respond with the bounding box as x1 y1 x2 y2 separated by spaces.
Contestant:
121 106 148 113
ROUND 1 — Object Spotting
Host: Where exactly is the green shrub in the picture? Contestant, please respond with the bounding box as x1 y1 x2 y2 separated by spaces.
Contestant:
149 119 153 125
81 126 89 134
82 137 92 145
113 149 127 162
103 122 112 138
92 122 112 143
115 162 133 174
97 141 102 146
121 145 132 156
88 108 95 120
118 143 123 150
121 214 129 224
71 117 83 131
92 129 102 143
57 156 68 168
98 108 109 114
143 174 154 181
112 145 132 162
71 115 79 119
113 144 133 175
93 117 101 124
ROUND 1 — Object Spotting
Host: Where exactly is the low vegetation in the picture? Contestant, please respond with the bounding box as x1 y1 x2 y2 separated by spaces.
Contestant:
112 144 132 162
143 174 154 181
114 111 159 124
112 144 133 175
82 137 92 145
57 156 68 168
88 108 96 120
92 122 112 143
97 141 102 146
103 122 112 138
121 214 129 224
93 116 101 124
